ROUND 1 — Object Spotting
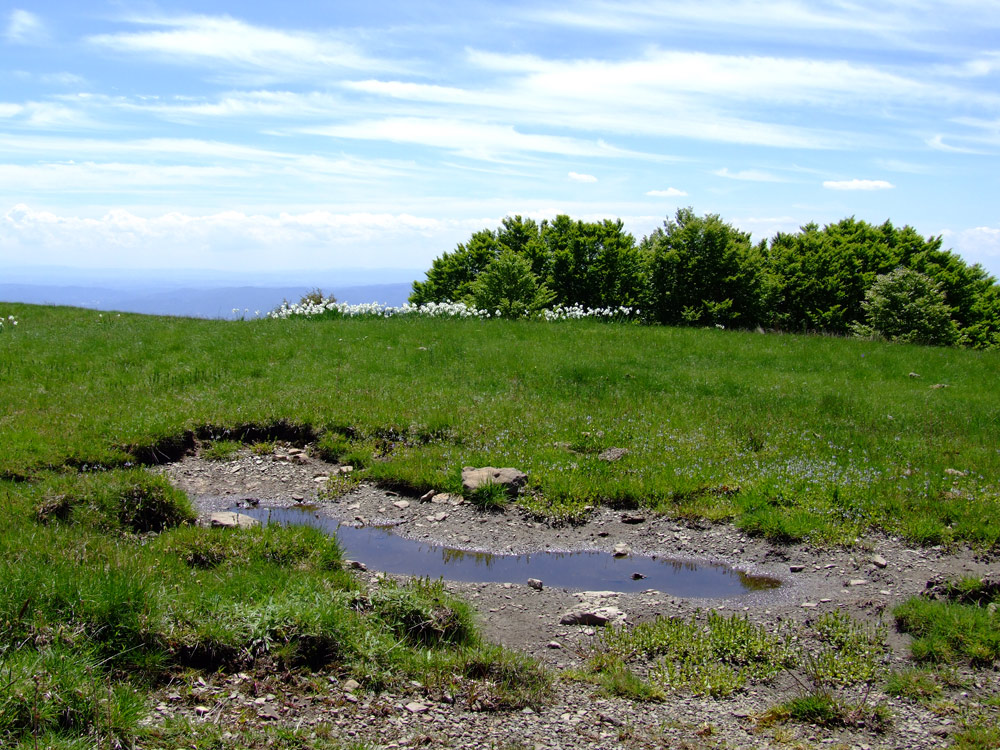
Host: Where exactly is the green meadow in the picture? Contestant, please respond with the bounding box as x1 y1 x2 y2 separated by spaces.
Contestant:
3 303 998 543
1 302 999 747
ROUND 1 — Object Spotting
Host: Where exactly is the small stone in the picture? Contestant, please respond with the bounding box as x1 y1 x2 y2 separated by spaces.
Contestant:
559 606 625 626
461 466 527 495
801 602 818 608
291 494 304 502
612 543 630 557
342 679 360 693
425 512 448 523
849 579 867 586
209 512 260 529
621 513 646 524
546 641 562 649
598 447 629 462
392 500 410 509
872 554 888 569
527 578 544 591
820 598 832 603
419 490 435 502
404 702 427 714
345 560 367 571
194 705 211 716
944 468 966 476
789 564 805 573
908 372 921 378
338 465 354 474
631 572 646 580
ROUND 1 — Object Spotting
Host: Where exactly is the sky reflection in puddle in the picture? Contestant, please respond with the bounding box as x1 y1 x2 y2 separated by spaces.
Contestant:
235 506 781 597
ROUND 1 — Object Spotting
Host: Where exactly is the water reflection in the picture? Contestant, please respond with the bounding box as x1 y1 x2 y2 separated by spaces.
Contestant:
235 506 781 597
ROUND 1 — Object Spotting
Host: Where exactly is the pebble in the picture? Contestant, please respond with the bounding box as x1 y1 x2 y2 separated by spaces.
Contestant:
789 564 805 572
872 554 888 568
404 702 427 714
527 578 544 590
392 500 410 509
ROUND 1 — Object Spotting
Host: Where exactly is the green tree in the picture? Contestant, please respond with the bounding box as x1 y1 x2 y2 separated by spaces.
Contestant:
852 267 959 346
644 208 764 327
465 250 555 318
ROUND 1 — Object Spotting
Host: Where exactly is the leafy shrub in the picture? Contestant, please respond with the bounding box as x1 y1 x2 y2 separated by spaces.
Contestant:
852 267 960 346
465 249 555 319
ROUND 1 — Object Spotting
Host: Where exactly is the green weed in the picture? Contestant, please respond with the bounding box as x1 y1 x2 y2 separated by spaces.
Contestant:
201 440 242 461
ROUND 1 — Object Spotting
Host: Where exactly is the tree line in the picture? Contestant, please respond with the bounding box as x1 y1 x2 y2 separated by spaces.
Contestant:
409 208 1000 348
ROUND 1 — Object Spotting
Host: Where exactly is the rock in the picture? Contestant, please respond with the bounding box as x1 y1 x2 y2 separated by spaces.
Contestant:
546 641 562 649
631 572 646 580
404 702 428 714
194 705 211 716
908 372 921 378
392 500 410 509
789 565 805 573
342 679 360 693
345 560 368 571
621 513 646 524
291 494 304 502
209 512 260 529
944 468 967 477
527 578 544 591
598 447 629 462
872 554 888 569
849 579 867 586
426 512 448 523
313 475 329 483
461 466 527 495
801 602 818 608
419 490 435 502
930 383 950 389
612 543 630 557
559 606 625 626
338 465 354 474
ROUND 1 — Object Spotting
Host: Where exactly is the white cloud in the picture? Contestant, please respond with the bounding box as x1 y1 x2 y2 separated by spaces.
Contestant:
5 9 47 44
568 171 597 183
646 188 687 197
88 15 391 83
945 226 1000 270
0 204 487 270
822 179 894 190
714 167 786 182
307 117 648 160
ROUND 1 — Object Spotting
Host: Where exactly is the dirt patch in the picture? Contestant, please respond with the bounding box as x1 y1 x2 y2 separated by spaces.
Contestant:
157 448 998 749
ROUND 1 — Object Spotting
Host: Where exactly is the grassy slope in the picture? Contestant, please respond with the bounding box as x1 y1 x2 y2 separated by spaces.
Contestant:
2 302 998 543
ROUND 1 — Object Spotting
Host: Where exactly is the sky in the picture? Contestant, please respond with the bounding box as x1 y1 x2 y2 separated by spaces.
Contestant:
2 1 999 280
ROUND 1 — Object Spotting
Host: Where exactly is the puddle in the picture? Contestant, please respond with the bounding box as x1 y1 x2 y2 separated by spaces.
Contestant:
235 506 781 597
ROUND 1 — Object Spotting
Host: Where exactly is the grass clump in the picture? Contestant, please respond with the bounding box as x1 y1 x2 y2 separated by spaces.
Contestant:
467 481 509 510
34 468 195 534
591 611 795 698
201 439 242 461
885 669 944 701
894 580 1000 666
370 578 477 648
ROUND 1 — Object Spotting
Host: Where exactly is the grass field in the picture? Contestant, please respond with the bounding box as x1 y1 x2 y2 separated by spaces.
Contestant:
2 302 997 544
1 302 998 747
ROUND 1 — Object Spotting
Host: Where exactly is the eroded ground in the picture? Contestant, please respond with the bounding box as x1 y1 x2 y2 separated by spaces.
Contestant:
155 447 998 749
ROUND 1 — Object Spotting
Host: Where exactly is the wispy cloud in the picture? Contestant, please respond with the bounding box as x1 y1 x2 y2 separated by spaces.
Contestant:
88 15 394 83
822 179 894 190
714 167 786 182
5 9 47 45
646 188 687 197
306 117 649 160
568 171 597 183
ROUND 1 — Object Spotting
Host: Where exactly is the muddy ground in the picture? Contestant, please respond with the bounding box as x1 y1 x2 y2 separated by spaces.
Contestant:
154 447 997 749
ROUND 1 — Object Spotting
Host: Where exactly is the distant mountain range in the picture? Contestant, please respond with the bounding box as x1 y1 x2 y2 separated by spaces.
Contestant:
0 267 421 318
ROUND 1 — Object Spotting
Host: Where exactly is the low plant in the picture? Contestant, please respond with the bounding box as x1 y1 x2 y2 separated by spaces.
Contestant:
894 589 1000 666
370 577 476 648
593 611 796 698
201 439 242 461
467 481 509 510
885 669 943 701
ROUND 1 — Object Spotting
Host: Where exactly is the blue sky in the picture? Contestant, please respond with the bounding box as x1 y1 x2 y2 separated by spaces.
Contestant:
2 1 999 278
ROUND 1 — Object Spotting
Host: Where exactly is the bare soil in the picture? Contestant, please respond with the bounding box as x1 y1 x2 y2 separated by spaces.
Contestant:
154 447 998 749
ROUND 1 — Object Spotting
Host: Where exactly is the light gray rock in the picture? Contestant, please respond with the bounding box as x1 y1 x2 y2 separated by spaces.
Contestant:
872 554 888 569
598 447 629 462
461 466 527 495
527 578 544 590
612 543 630 557
208 512 260 529
559 606 625 626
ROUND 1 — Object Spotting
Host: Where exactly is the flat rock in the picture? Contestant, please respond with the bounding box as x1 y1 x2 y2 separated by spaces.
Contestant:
612 543 631 557
872 554 888 569
461 466 527 495
404 702 428 714
559 606 625 626
527 578 544 590
208 512 260 529
598 447 629 462
392 500 410 509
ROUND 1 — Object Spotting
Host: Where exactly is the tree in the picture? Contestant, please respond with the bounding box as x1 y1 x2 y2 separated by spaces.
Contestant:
465 250 555 318
644 208 764 327
852 267 959 346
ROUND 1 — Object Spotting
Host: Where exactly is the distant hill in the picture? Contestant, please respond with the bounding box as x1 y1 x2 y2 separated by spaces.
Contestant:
0 281 415 318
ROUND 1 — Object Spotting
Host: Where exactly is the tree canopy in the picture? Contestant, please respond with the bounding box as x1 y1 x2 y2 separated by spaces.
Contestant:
409 209 1000 349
